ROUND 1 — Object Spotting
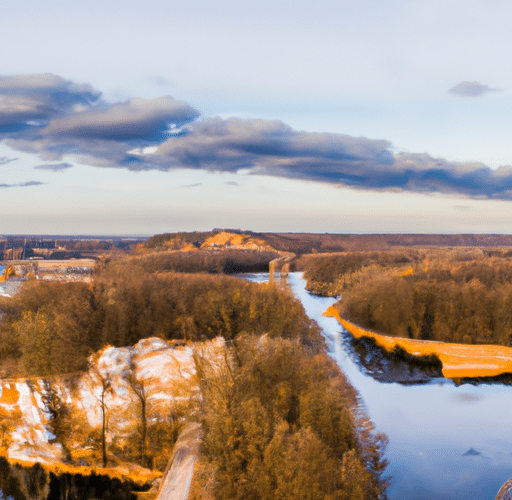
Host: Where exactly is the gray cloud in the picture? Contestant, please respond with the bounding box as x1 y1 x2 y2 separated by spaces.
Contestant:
225 181 240 186
2 74 512 200
0 73 100 130
43 96 199 141
0 74 199 171
34 162 73 172
448 81 502 97
153 117 512 199
156 117 394 177
0 180 45 188
4 134 153 170
0 156 16 165
178 183 202 188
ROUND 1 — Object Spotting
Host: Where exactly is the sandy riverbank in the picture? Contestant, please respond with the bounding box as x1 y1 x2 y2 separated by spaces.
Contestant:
324 305 512 379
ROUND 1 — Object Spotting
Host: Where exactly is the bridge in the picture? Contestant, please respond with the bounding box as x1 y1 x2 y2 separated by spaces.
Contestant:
268 253 296 285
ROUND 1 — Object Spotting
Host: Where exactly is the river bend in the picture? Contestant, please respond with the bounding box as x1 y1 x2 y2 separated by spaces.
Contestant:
277 272 512 500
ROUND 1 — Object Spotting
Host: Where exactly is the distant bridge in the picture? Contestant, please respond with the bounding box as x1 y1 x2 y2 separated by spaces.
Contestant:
269 253 296 284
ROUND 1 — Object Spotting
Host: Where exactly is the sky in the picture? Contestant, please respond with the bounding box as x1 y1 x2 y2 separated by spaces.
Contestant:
2 0 512 235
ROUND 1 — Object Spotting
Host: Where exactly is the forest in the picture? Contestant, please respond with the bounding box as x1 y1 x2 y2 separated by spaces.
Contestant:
0 259 317 377
0 247 388 499
300 247 512 346
127 249 281 274
192 335 388 500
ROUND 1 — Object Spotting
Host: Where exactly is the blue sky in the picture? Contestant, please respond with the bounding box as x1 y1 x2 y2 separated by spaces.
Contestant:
2 0 512 235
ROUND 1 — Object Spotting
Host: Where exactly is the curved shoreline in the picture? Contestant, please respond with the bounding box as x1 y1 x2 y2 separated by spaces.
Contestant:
323 305 512 380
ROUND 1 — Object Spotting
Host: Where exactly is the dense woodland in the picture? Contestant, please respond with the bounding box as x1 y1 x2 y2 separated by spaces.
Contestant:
298 251 421 296
0 247 388 499
128 249 281 274
300 247 512 346
0 261 317 377
192 335 388 500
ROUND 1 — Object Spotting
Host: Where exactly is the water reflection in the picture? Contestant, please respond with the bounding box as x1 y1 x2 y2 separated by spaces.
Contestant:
284 273 512 500
237 272 281 284
348 335 443 383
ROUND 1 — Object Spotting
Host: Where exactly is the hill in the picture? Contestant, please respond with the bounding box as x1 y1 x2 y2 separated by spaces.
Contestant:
143 230 512 255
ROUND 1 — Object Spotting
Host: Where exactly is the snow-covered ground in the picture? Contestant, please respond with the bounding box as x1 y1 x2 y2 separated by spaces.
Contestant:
0 337 225 466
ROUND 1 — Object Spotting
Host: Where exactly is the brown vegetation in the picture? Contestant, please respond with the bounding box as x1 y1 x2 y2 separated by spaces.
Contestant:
0 241 389 497
298 250 420 296
299 247 512 348
0 455 156 500
0 263 319 378
126 249 281 275
191 335 388 500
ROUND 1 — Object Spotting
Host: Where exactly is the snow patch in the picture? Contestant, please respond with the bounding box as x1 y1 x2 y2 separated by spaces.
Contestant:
0 337 223 466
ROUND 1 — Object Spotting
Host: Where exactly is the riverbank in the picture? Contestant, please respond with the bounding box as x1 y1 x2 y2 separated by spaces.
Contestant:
286 273 512 499
324 306 512 380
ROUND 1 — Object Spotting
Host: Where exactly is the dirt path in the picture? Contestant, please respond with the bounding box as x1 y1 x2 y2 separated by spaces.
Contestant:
155 423 201 500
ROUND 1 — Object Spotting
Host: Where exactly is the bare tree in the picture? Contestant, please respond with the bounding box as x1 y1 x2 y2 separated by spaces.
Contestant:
89 363 113 468
127 371 149 468
41 379 71 459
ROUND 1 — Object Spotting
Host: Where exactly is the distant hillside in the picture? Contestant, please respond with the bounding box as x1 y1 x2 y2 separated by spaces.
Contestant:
143 230 277 253
143 230 512 255
200 231 276 252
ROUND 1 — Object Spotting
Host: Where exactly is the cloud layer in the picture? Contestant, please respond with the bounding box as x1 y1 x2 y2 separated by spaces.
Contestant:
2 73 512 200
0 73 100 130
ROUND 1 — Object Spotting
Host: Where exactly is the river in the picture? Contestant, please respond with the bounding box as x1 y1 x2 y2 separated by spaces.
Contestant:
250 272 512 500
1 270 511 498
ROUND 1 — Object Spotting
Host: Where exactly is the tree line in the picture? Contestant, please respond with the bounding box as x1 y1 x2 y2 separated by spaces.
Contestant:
0 265 319 378
302 248 512 346
298 251 420 296
128 249 280 275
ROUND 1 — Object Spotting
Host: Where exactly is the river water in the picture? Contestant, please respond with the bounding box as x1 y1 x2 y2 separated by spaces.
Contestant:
249 272 512 500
